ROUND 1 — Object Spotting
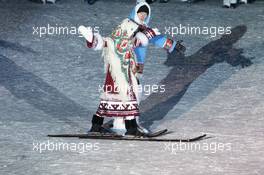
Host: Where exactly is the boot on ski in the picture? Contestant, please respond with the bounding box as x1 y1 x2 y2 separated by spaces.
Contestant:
125 119 147 136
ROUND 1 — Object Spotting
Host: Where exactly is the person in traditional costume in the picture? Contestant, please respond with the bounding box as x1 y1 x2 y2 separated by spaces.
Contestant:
78 1 185 136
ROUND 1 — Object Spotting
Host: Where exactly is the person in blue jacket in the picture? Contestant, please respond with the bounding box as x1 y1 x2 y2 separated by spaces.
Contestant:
122 1 186 134
129 1 183 76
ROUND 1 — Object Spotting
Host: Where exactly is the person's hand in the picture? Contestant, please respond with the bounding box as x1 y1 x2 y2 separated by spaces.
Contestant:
138 25 158 40
143 27 157 39
78 25 93 43
175 40 186 54
135 32 149 47
152 28 161 35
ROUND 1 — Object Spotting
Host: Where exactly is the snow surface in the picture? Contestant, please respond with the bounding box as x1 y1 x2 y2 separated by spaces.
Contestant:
0 0 263 175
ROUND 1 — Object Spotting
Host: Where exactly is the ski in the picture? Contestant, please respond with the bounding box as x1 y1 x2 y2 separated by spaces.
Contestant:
79 134 207 142
47 129 168 138
47 132 120 138
48 133 207 142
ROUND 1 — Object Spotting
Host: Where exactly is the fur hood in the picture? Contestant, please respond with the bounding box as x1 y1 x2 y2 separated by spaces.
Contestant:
129 1 151 25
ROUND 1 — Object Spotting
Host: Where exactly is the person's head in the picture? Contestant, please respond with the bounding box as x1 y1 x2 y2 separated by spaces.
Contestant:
129 2 151 25
137 5 149 23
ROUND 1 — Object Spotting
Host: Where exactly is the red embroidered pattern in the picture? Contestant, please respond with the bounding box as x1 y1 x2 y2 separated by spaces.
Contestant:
163 38 173 50
96 101 139 117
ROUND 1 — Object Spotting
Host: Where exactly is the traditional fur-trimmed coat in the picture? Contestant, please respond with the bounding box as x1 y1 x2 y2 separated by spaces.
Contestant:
96 18 141 118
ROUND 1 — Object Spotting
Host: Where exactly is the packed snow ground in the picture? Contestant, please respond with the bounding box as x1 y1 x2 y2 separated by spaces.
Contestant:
0 0 263 174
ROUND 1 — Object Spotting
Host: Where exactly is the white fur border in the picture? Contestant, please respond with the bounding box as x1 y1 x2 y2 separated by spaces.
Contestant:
94 33 104 51
135 32 149 47
102 38 129 102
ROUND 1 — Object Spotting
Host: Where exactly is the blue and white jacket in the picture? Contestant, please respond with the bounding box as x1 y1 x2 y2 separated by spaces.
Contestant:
129 2 176 70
